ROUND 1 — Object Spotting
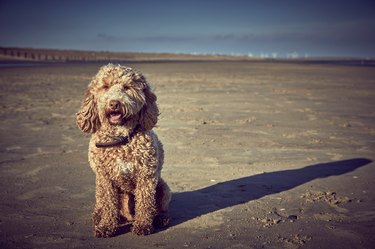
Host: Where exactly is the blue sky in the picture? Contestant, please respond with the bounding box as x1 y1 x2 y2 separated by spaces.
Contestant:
1 0 374 57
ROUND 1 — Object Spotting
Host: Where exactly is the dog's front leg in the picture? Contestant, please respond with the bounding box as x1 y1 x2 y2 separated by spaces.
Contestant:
132 176 158 235
92 175 120 237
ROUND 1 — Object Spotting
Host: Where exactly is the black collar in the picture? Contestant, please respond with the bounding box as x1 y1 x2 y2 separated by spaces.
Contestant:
95 125 140 148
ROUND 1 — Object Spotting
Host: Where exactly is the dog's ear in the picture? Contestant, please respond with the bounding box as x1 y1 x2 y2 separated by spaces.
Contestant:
76 89 100 133
139 87 159 131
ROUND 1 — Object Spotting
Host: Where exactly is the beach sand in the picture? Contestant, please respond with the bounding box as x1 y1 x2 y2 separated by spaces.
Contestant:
0 61 374 248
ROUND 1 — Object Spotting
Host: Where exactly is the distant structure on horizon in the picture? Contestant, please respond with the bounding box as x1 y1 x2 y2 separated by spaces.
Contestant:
0 46 259 62
0 47 373 64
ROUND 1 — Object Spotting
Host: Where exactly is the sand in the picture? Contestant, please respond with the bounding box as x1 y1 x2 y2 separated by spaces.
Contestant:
0 61 374 249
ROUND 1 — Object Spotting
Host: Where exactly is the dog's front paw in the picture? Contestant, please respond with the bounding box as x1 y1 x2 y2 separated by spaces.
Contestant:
94 225 117 238
131 222 154 236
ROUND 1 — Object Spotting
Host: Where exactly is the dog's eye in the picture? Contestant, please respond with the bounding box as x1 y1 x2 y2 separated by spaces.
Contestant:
123 85 130 91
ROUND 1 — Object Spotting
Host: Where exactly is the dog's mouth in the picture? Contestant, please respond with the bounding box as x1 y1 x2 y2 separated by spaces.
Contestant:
106 110 124 124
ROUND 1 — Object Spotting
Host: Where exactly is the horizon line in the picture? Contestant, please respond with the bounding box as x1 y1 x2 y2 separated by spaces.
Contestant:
1 46 374 61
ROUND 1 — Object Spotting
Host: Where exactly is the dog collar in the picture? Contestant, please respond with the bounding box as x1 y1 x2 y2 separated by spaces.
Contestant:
95 125 140 148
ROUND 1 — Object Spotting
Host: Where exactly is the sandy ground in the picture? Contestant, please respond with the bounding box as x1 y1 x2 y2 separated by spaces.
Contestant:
0 61 374 249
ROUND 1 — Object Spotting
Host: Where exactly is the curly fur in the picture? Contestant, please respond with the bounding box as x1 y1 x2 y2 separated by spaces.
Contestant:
76 64 171 237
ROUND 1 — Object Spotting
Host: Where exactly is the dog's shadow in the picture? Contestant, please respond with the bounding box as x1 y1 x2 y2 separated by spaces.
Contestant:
168 158 372 227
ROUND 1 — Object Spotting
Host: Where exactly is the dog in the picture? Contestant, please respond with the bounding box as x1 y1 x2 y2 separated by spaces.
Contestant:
76 64 171 237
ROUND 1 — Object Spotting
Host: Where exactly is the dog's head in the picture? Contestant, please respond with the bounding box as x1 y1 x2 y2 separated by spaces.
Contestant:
76 64 159 133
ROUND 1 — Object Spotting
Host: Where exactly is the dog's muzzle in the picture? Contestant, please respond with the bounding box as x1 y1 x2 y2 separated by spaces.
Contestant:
107 100 123 124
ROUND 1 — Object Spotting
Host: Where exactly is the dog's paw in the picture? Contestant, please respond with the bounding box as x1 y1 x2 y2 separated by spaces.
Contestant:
131 222 154 236
94 225 117 238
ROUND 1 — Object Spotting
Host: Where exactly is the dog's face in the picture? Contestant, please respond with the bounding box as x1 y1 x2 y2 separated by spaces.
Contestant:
95 68 146 126
76 64 159 133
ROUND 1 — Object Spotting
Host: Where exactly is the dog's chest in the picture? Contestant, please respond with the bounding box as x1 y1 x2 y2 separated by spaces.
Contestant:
90 141 137 179
116 158 134 176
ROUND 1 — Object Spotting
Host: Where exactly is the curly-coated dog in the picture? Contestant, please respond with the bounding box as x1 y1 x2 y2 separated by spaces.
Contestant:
76 64 171 237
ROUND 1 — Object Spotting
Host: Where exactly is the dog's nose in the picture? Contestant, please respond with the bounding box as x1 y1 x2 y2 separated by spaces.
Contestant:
109 100 120 110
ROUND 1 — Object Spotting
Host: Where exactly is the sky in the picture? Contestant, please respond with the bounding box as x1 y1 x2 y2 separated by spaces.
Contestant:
0 0 375 58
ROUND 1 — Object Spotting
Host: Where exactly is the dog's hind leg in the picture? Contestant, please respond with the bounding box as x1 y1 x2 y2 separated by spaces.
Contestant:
154 178 171 228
